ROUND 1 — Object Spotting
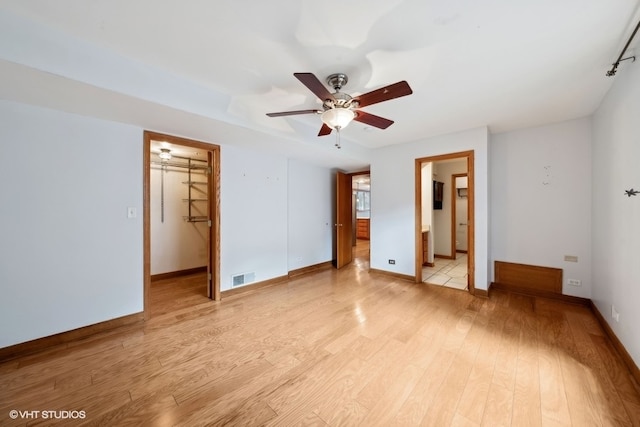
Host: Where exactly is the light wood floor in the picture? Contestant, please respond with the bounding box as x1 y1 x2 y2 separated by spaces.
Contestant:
1 254 639 426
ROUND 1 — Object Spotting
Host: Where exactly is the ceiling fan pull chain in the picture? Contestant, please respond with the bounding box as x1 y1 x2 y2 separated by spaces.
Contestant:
335 127 342 149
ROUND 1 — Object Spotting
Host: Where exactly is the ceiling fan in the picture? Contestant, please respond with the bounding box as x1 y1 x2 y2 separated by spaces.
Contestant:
266 72 413 138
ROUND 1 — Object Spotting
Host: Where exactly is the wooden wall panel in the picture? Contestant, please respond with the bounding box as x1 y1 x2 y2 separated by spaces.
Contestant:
494 261 562 294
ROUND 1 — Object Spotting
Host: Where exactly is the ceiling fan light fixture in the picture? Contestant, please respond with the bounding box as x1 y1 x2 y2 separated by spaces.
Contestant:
321 107 356 130
159 148 172 161
267 72 413 138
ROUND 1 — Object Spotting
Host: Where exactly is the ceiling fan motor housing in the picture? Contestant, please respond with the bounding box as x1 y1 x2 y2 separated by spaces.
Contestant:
326 73 348 91
324 91 357 111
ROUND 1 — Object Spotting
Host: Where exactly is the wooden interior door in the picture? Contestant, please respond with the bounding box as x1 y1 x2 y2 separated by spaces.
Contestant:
335 171 353 269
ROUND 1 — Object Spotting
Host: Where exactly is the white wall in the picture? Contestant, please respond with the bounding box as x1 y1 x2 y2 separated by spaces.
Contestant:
219 144 289 291
0 100 143 348
150 162 208 275
421 163 434 264
370 127 490 290
592 61 640 367
490 118 592 298
287 160 334 271
0 100 337 347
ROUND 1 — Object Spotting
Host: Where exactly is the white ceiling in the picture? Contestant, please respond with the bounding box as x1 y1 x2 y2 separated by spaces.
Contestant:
1 1 639 170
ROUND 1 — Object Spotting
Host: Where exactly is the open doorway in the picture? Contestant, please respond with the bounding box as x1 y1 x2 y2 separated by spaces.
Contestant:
414 151 475 294
334 170 370 269
143 131 220 319
352 173 370 268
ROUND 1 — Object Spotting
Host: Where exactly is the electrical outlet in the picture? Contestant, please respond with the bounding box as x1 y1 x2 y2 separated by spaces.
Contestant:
388 259 396 265
567 279 581 287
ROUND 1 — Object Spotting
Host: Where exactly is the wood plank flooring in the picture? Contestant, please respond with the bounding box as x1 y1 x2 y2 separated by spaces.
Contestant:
1 253 639 426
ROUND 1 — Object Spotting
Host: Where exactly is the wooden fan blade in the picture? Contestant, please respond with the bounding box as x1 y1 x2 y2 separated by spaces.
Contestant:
294 73 335 102
266 109 321 117
354 81 413 108
353 111 394 129
318 123 333 136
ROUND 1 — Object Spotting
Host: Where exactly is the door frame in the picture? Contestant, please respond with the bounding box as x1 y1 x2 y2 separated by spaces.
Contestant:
143 131 221 319
415 150 475 294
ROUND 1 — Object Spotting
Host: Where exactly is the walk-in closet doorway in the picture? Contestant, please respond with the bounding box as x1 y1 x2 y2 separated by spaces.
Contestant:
143 131 220 319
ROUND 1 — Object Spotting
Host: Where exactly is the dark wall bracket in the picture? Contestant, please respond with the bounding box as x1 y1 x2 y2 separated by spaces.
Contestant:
624 188 639 197
607 20 640 76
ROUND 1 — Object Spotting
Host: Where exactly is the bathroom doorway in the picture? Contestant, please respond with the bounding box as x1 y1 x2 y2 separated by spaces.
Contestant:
415 151 475 294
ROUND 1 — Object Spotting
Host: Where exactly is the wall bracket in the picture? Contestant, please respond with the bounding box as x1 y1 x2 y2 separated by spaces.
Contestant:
607 19 640 76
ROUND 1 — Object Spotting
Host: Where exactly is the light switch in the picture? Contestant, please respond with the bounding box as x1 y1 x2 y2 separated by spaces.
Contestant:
127 207 137 218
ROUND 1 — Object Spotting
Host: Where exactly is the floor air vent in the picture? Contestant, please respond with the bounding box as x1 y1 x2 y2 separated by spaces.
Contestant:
232 272 255 287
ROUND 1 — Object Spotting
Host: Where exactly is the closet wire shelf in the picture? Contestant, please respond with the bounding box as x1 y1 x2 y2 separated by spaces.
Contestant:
152 154 209 224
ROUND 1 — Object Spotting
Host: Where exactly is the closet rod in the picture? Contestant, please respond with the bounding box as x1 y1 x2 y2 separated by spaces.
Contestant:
150 161 208 170
164 153 207 162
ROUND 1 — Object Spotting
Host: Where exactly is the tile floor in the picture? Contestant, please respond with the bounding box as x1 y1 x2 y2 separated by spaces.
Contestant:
423 253 468 291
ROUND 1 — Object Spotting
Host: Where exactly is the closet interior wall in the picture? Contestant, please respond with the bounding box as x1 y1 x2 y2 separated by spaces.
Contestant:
150 154 209 276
